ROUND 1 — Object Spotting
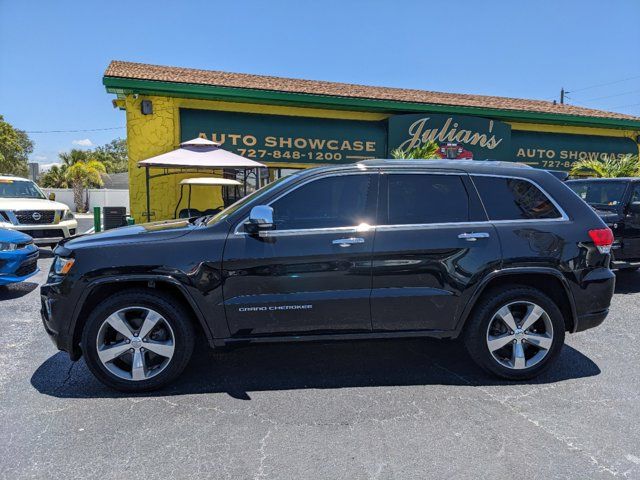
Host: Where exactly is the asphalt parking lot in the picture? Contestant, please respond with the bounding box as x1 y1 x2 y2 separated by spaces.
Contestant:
1 251 639 479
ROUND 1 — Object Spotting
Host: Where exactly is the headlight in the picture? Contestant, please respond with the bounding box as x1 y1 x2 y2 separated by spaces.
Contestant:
53 256 75 275
0 242 18 251
63 210 75 221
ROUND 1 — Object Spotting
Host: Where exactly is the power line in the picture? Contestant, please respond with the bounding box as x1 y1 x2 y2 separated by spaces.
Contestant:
607 101 640 110
26 126 125 134
569 74 640 93
578 88 640 102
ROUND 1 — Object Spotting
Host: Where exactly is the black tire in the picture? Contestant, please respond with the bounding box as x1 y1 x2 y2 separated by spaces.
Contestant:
463 286 565 380
81 289 195 392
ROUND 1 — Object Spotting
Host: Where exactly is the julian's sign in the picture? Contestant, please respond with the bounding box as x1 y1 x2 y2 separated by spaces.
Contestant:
388 113 512 160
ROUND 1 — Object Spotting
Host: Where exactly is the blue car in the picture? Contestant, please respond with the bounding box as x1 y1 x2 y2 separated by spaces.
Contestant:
0 228 39 286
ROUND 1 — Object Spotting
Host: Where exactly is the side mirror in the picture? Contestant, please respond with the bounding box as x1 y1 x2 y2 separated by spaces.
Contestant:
245 205 274 234
48 192 56 201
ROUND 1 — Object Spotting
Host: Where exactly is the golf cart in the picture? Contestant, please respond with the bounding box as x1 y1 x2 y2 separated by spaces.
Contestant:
173 177 242 219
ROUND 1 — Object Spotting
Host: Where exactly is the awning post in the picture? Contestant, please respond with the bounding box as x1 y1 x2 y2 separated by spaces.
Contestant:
145 166 151 222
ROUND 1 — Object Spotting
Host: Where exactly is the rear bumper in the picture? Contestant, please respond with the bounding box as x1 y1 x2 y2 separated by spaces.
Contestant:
611 260 640 270
575 309 609 332
570 267 615 333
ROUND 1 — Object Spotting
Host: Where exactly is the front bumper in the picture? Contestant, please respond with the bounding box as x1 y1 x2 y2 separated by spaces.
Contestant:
1 219 78 245
40 282 81 360
0 246 39 285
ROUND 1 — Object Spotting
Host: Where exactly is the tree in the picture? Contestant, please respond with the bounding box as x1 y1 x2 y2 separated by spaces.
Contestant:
92 138 128 173
390 140 440 160
66 159 106 212
0 114 33 177
570 154 640 178
39 164 70 188
58 149 91 167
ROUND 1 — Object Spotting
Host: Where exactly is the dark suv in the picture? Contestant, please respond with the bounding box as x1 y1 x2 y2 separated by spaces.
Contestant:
567 177 640 270
41 160 615 391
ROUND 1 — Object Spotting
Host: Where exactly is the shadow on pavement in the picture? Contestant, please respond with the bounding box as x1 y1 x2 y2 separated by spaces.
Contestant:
0 282 38 300
614 269 640 294
32 337 600 400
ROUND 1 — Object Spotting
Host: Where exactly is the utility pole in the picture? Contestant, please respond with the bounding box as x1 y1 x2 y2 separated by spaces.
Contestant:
560 88 566 104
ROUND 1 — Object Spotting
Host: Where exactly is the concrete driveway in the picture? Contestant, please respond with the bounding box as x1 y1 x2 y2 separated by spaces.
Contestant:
1 254 639 479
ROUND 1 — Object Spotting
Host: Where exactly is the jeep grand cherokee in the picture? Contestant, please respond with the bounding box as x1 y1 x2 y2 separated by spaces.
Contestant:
41 160 615 391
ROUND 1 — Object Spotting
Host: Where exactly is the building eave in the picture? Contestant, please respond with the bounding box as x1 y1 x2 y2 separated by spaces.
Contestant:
103 76 640 131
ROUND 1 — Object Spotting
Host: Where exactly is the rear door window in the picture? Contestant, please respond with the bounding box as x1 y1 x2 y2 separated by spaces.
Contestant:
386 174 469 225
472 176 562 220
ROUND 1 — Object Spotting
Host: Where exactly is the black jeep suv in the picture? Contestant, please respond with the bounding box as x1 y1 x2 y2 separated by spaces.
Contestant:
567 177 640 270
41 160 615 391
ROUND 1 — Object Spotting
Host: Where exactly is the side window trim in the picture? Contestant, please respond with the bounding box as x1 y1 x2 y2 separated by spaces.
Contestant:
470 173 570 222
233 171 380 235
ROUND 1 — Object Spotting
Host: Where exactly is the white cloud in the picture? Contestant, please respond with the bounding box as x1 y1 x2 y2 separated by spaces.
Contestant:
33 155 47 161
72 138 93 147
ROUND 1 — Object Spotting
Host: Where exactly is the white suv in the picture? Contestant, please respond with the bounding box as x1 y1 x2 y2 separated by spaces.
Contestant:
0 175 78 247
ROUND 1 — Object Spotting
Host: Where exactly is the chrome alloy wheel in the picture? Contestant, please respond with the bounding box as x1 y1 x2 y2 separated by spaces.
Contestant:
96 307 175 381
486 301 554 370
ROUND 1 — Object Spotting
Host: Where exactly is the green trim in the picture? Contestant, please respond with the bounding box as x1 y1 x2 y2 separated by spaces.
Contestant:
103 76 640 131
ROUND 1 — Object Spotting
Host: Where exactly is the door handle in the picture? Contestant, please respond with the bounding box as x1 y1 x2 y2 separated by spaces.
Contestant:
332 237 365 247
458 232 490 242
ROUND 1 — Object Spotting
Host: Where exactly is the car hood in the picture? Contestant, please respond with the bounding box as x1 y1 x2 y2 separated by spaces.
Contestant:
59 218 198 250
0 228 34 243
0 198 70 211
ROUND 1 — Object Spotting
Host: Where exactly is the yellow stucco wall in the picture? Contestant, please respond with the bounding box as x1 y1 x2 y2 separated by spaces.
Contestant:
123 95 389 222
123 94 640 222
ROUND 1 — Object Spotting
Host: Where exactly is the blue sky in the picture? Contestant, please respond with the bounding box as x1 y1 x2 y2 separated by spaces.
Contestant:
1 0 639 166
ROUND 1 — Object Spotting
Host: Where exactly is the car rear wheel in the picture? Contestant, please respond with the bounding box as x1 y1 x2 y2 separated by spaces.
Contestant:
463 286 565 380
81 289 194 392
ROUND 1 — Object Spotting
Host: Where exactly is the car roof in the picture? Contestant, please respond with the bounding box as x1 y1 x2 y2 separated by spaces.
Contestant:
566 177 640 182
0 175 30 181
296 159 541 178
357 159 532 171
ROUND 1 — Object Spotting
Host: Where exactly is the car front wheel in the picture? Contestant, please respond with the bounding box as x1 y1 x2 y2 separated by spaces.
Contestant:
81 289 195 392
463 286 565 380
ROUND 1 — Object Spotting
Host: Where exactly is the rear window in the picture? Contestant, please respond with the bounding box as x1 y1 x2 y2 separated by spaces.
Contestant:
567 181 627 209
472 176 562 220
387 174 469 224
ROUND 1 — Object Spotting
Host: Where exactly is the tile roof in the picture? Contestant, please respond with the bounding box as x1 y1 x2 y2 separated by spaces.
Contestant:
104 61 640 122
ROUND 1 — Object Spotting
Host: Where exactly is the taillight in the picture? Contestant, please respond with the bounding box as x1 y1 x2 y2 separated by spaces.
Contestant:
588 228 614 254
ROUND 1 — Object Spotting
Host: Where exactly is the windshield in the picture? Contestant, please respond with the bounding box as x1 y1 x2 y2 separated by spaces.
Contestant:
204 172 304 225
568 181 627 210
0 179 46 199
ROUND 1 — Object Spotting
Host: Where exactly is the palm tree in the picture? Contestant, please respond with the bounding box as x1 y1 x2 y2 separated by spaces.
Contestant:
66 159 106 212
570 154 640 178
38 164 69 188
390 141 440 159
58 149 90 167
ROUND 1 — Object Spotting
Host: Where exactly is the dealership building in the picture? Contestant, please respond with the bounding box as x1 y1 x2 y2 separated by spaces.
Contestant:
103 60 640 222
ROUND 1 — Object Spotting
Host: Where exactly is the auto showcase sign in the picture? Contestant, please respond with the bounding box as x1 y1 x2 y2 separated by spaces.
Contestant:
510 130 638 170
180 108 387 164
181 108 637 171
